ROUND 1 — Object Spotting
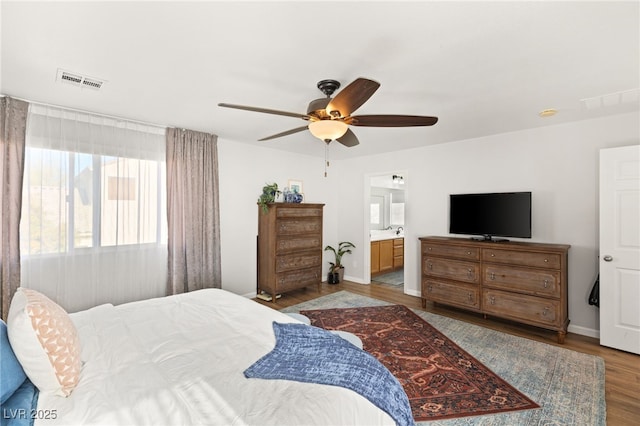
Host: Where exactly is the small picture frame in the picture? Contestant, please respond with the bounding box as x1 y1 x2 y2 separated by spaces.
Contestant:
288 179 303 194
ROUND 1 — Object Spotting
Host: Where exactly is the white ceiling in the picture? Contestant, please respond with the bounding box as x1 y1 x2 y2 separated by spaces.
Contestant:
1 1 638 160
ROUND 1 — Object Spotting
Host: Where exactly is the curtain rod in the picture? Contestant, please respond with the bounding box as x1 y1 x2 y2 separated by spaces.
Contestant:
1 93 180 130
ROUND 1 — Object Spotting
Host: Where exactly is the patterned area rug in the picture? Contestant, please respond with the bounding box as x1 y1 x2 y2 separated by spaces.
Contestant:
301 304 539 421
281 291 606 425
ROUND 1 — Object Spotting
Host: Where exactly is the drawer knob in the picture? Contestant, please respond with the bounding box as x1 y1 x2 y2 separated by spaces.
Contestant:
428 263 433 270
468 292 473 302
490 253 495 257
467 269 473 279
467 251 472 255
543 279 549 288
489 272 496 280
544 259 549 263
428 285 433 293
489 296 496 305
542 307 549 316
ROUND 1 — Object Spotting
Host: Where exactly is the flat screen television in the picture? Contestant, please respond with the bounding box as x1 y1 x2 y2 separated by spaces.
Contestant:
449 191 532 241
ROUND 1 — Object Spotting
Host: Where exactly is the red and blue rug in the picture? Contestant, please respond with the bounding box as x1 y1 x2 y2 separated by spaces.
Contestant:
301 304 539 421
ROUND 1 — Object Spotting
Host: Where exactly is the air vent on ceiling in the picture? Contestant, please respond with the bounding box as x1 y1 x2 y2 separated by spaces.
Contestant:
581 88 640 110
56 69 106 90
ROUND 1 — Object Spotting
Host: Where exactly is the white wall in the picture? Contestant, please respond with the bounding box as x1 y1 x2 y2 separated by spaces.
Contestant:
215 112 638 335
216 140 339 297
332 112 639 337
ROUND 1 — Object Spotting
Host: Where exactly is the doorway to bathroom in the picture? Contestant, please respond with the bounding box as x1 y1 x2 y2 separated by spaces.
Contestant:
369 173 405 290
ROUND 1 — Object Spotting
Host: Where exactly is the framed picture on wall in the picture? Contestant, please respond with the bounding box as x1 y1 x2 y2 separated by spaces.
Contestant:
288 179 303 194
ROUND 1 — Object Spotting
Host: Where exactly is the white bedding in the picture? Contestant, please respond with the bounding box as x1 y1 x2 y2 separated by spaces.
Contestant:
34 289 394 425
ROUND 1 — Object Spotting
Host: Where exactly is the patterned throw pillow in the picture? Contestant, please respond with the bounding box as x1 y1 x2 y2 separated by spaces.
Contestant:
7 288 81 397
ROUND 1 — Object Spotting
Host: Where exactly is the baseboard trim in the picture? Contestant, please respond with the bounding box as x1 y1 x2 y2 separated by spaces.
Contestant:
568 324 600 339
343 275 367 284
242 291 257 299
403 288 421 298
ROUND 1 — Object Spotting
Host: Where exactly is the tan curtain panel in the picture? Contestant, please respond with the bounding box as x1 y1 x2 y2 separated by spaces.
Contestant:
166 128 221 295
0 97 29 320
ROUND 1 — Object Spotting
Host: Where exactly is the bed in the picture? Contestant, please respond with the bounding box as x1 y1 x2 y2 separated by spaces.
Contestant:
3 288 401 426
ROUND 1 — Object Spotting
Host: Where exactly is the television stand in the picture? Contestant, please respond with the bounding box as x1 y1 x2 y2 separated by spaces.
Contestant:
419 236 570 343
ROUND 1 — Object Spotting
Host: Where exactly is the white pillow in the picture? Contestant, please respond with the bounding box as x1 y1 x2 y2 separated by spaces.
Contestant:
7 288 81 397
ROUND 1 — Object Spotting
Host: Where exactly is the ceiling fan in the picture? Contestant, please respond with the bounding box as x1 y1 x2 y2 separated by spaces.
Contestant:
218 77 438 147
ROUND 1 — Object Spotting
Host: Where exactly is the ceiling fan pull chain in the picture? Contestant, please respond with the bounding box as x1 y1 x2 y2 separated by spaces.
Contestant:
324 143 330 177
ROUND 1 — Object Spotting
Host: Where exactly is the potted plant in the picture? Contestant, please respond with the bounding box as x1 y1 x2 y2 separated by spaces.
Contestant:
324 241 356 284
257 182 281 214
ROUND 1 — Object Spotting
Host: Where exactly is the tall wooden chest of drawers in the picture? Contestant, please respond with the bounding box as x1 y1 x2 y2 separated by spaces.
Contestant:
420 236 570 343
258 203 324 301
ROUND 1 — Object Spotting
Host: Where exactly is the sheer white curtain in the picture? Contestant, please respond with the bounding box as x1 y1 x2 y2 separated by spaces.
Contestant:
20 105 167 312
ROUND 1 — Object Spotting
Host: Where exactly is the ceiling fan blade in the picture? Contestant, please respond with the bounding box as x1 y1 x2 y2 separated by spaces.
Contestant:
336 128 360 147
218 103 309 120
258 125 309 141
347 114 438 127
326 78 380 117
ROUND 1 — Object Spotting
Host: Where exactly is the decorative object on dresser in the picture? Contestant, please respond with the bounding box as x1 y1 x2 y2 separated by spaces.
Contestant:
257 203 324 301
282 187 303 203
420 236 570 343
257 182 282 213
324 241 355 284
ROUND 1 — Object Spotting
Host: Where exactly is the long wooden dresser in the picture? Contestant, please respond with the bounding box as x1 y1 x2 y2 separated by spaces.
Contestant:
258 203 324 301
420 236 570 343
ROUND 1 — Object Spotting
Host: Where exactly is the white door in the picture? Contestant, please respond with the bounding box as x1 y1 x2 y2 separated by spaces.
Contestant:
599 145 640 354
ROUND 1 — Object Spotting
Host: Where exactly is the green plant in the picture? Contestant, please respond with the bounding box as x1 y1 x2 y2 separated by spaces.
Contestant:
324 241 356 273
258 182 281 214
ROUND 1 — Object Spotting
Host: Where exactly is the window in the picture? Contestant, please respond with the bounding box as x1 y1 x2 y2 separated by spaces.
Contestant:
20 148 166 255
390 191 405 226
20 105 167 257
370 195 384 229
19 105 169 312
390 202 405 226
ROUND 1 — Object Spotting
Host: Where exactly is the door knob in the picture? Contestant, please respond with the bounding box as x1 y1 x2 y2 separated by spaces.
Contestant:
603 255 613 262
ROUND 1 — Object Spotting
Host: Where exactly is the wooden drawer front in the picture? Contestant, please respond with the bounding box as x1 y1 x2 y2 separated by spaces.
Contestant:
276 252 322 272
483 289 561 326
277 218 322 235
394 256 404 268
423 242 480 261
423 278 480 310
276 207 323 218
393 246 403 257
484 266 561 297
482 249 561 269
394 238 404 247
424 257 480 284
276 236 322 253
276 268 320 292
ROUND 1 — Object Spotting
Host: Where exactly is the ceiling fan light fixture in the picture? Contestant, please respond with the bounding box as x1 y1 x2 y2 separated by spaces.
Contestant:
308 120 348 142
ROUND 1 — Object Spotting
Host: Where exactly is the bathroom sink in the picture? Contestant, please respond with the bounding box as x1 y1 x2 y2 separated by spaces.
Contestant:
370 230 404 241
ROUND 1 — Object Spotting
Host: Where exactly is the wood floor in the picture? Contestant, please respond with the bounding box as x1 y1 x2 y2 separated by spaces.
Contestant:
255 281 640 425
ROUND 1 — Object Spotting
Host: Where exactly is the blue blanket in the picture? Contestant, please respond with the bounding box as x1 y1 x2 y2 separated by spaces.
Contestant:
244 322 414 426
